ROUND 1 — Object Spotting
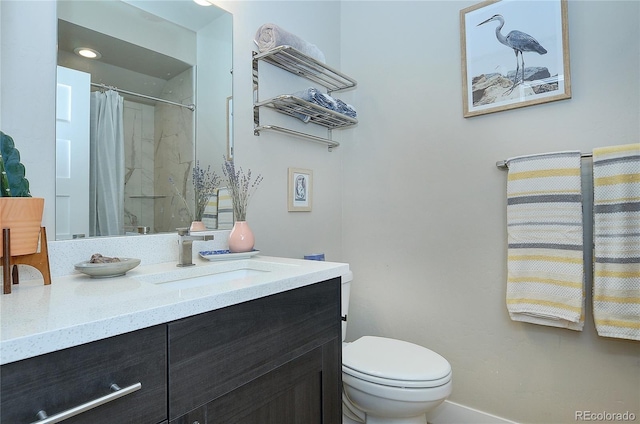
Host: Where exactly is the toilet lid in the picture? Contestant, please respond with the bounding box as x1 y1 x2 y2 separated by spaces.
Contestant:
342 336 451 386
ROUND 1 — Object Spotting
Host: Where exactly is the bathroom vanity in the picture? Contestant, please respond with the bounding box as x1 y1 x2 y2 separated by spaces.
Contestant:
0 255 348 423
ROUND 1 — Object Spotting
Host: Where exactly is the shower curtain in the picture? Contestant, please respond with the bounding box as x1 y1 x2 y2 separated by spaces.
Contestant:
89 90 124 237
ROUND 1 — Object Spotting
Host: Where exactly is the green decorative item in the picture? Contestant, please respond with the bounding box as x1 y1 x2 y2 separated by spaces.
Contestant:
0 146 10 197
0 131 45 270
0 131 31 197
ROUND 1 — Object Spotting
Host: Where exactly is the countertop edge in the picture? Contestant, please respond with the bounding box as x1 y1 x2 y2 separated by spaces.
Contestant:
1 257 349 365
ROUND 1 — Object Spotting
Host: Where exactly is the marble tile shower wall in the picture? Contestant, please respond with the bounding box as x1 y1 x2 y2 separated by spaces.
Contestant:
154 68 196 233
123 100 155 232
121 68 195 234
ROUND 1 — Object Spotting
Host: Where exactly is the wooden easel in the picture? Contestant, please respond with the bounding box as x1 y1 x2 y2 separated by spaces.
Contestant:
2 227 51 294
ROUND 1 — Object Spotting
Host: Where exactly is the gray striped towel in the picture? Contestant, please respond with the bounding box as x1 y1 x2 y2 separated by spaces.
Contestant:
592 143 640 341
216 187 234 230
201 193 218 230
506 151 584 330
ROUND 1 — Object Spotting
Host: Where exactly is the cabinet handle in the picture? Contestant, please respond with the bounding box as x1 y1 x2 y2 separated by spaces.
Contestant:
31 382 142 424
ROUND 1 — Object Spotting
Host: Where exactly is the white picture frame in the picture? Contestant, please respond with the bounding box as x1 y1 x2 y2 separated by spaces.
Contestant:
287 168 312 212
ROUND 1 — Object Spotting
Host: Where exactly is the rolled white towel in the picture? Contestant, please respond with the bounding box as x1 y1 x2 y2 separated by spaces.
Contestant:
254 23 326 63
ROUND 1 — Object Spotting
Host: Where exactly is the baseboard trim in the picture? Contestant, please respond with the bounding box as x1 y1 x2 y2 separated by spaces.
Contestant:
425 400 518 424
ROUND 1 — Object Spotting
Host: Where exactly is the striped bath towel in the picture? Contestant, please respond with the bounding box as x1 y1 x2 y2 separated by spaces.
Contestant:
216 187 234 230
592 143 640 341
201 193 218 230
506 151 584 330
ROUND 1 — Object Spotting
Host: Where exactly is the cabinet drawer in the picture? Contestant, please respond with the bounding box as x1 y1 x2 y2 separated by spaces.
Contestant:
1 325 167 424
168 278 340 419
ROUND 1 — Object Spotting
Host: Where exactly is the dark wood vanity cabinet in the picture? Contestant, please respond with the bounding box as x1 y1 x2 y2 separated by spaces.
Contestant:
168 278 342 424
0 325 167 424
0 278 341 424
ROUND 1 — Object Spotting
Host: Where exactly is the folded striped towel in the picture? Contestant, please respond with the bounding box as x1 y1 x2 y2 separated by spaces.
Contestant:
592 143 640 341
216 187 234 230
201 193 218 230
291 88 357 123
506 151 584 330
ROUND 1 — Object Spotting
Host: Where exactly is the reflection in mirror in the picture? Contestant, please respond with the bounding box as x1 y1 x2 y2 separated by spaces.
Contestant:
55 0 232 240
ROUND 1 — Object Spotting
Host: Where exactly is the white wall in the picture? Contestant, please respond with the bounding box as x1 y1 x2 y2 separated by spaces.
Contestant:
339 1 640 423
1 1 57 229
2 1 639 423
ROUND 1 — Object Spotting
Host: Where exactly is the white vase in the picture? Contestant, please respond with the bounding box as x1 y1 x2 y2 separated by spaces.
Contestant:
228 221 255 253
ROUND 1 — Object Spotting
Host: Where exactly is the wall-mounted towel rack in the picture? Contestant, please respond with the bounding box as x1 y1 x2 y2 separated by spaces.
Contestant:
496 152 593 169
253 46 357 151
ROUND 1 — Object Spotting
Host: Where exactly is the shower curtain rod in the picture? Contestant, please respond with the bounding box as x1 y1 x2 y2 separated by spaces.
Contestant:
496 152 593 169
91 83 195 111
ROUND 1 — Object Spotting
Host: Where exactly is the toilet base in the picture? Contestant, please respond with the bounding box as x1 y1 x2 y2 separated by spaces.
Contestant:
367 415 426 424
343 414 363 424
343 413 426 424
343 386 433 424
343 391 365 423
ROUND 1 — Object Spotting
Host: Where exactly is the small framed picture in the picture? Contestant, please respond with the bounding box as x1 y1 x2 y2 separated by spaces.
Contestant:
460 0 571 117
288 168 312 212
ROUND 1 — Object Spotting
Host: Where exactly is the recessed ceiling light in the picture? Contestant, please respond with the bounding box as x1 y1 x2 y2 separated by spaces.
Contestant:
193 0 212 6
74 47 102 59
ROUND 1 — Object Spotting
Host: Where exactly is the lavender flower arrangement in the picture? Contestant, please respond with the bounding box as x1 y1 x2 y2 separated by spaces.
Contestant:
222 160 263 222
192 161 221 221
168 161 221 224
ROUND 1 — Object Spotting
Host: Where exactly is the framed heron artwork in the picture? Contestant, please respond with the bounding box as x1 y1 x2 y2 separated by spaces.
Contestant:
460 0 570 117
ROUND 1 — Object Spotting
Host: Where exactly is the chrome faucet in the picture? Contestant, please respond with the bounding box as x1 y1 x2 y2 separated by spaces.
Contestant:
177 228 214 267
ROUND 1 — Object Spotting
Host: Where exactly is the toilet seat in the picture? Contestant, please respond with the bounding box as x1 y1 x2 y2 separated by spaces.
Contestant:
342 336 452 389
343 365 451 389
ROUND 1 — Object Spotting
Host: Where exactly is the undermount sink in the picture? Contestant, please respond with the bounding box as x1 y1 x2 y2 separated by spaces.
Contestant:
148 268 269 290
133 260 296 291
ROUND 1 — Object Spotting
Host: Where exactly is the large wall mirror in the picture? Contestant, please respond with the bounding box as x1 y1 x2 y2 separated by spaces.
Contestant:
55 0 232 240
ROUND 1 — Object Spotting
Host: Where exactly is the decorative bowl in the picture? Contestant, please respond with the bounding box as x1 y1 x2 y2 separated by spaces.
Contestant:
74 258 141 278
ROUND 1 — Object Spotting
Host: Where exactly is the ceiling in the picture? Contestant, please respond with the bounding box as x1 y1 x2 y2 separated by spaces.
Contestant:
58 19 191 81
122 0 227 32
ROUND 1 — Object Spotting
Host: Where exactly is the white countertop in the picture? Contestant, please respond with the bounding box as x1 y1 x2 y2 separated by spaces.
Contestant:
0 255 349 365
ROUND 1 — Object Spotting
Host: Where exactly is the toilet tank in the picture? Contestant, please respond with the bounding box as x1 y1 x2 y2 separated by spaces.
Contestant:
341 271 353 342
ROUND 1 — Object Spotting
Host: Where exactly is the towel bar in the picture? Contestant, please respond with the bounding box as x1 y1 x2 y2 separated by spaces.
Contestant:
496 153 593 169
254 125 340 151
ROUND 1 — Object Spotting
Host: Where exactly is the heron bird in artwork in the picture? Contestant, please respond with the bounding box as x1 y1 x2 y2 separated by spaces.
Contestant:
477 14 547 91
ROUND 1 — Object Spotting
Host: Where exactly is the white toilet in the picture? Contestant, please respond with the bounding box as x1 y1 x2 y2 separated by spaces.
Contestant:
341 271 452 424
